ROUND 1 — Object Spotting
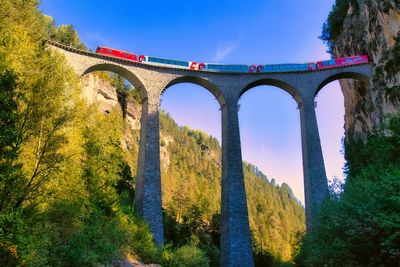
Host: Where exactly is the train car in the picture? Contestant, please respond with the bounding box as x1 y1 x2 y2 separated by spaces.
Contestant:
262 63 314 73
317 55 368 70
146 56 189 68
96 46 138 61
205 64 250 72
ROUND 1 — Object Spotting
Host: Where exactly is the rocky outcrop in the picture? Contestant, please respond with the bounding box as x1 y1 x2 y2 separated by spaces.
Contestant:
329 0 400 140
81 74 120 114
80 73 171 169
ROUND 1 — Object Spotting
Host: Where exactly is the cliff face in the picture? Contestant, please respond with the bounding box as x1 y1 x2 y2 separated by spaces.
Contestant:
80 73 171 172
329 0 400 140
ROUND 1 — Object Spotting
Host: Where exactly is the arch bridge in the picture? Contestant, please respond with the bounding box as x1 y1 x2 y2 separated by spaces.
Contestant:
48 42 372 267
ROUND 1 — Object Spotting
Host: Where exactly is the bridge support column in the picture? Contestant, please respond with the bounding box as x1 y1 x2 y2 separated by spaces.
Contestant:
299 98 329 229
221 101 254 267
135 95 164 245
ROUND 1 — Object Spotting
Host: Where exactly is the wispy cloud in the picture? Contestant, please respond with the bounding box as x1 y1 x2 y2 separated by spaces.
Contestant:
213 41 239 62
85 32 110 46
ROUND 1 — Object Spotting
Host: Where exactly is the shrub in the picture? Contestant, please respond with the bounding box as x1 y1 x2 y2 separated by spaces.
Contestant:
163 243 210 267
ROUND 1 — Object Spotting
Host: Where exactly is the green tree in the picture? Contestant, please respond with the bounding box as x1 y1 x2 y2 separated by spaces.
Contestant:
0 68 23 213
296 114 400 266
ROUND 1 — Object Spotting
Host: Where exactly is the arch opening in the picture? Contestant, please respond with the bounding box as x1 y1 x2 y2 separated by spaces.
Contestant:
238 85 306 262
240 78 301 106
164 76 225 107
83 63 148 102
316 71 369 97
80 70 143 192
159 82 222 262
315 74 370 191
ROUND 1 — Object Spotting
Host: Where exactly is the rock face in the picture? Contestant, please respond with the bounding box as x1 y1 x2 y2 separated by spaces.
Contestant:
81 73 141 129
80 73 171 170
330 0 400 140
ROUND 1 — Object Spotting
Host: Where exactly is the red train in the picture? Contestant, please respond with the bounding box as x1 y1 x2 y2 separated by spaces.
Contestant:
95 46 369 73
96 47 138 61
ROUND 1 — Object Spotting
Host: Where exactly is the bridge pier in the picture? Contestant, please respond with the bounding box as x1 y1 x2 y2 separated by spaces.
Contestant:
221 101 254 267
135 95 164 245
299 97 329 229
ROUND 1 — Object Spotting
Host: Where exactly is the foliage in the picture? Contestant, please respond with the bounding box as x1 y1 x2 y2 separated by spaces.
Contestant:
244 162 305 264
320 0 359 53
163 242 210 267
45 15 87 50
0 67 24 214
296 114 400 266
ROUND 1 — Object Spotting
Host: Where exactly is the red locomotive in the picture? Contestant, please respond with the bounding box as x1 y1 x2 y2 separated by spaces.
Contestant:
96 46 138 62
317 55 369 70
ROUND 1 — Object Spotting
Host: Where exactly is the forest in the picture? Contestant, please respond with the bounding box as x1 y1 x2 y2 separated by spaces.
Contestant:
0 1 305 266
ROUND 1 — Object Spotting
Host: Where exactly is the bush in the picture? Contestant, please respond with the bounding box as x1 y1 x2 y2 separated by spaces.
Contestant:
163 243 210 267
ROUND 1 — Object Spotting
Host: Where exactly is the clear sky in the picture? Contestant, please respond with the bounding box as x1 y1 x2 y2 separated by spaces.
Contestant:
40 0 345 203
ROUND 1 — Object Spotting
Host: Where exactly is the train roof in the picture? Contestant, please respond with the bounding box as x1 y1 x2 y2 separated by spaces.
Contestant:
97 46 137 55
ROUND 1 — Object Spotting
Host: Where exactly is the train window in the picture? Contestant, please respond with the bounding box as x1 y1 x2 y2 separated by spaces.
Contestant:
346 58 353 63
107 49 112 53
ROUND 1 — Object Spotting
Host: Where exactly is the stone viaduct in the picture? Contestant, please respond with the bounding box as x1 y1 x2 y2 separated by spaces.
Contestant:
48 41 372 267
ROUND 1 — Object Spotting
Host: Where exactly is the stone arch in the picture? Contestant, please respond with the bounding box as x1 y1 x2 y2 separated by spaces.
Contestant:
239 78 301 105
163 76 226 107
315 71 370 97
82 63 148 101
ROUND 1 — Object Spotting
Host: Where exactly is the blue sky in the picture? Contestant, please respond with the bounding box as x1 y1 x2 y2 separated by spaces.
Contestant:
40 0 344 203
